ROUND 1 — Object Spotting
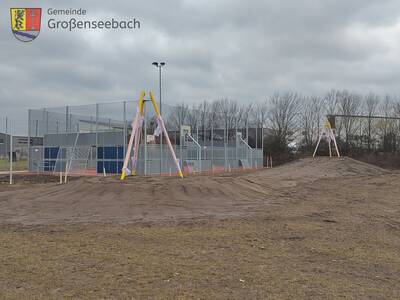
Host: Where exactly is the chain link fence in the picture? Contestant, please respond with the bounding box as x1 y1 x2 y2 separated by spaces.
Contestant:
27 99 264 176
0 118 30 174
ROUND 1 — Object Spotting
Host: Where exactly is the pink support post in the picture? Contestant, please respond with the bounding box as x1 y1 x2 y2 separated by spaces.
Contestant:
157 117 183 178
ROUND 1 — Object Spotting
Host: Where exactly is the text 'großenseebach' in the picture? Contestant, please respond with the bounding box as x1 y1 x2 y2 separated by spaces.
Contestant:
47 8 141 31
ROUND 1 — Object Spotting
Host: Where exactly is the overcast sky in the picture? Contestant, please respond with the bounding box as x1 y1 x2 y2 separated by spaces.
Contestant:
1 0 400 133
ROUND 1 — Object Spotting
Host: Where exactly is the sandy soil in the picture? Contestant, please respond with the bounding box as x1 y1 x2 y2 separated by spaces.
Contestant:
0 157 393 225
0 157 399 299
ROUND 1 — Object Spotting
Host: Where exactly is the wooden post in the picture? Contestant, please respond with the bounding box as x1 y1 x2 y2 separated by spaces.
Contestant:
9 127 13 185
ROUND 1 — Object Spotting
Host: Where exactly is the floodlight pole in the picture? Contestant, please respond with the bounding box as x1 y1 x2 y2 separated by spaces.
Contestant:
152 61 166 175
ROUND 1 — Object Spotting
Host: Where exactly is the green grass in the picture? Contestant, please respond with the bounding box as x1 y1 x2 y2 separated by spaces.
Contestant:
0 159 28 171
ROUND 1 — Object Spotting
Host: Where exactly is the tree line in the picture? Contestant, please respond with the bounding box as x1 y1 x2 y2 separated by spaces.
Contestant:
160 89 400 162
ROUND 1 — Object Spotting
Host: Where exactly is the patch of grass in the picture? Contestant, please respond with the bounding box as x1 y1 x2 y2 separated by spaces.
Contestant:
0 218 399 299
0 159 27 171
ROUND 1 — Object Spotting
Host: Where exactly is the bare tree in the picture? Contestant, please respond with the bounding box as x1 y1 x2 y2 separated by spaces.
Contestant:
208 101 220 129
393 98 400 118
378 95 397 151
197 101 209 130
196 101 210 141
336 90 361 152
363 92 380 150
166 103 190 130
253 100 268 129
216 99 240 131
186 103 199 130
324 89 339 115
238 102 253 140
300 96 324 152
267 92 301 152
393 98 400 152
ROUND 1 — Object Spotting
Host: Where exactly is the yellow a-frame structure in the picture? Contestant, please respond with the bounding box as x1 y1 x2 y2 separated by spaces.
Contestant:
313 119 340 157
120 91 183 180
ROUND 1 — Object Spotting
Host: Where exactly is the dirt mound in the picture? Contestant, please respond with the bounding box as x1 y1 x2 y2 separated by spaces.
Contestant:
0 173 80 184
250 157 389 182
0 156 393 225
0 173 279 225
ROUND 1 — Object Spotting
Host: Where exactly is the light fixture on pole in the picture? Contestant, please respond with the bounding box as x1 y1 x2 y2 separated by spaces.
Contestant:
152 62 165 114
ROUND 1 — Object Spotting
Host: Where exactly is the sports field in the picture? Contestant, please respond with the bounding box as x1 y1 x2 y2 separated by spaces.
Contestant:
0 157 399 299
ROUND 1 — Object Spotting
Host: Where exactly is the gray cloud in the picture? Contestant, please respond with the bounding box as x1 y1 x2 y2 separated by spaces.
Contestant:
1 0 400 133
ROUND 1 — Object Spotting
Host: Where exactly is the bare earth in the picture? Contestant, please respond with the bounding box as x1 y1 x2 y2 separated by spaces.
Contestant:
0 157 399 299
